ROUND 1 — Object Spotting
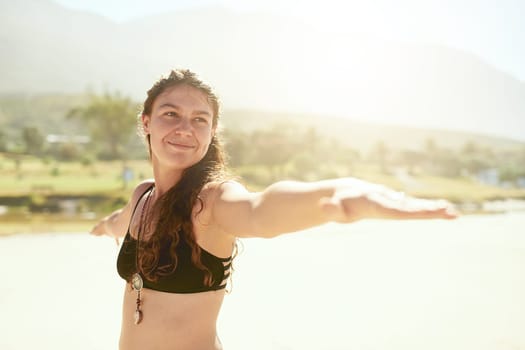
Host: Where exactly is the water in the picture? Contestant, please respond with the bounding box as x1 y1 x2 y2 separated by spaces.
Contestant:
1 213 524 350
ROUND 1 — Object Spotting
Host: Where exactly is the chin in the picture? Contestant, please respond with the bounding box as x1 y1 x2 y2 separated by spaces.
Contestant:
168 157 202 170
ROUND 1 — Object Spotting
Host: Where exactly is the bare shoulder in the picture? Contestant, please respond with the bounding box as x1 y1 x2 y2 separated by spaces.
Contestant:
201 180 250 203
129 179 155 206
195 180 249 224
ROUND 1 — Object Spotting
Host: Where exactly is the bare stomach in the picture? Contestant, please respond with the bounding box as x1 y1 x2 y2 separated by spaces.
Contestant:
119 284 226 350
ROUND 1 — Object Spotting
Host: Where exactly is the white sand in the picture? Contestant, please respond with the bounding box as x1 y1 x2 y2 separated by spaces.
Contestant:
1 213 524 350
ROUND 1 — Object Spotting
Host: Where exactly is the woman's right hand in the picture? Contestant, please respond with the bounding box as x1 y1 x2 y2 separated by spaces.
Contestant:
90 217 121 245
90 218 108 236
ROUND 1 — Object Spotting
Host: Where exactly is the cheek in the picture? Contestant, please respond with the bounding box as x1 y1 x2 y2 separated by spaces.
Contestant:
149 132 165 151
198 127 214 143
151 117 169 130
149 119 172 139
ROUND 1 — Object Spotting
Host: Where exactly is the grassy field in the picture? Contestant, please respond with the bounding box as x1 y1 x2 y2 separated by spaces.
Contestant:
0 155 152 196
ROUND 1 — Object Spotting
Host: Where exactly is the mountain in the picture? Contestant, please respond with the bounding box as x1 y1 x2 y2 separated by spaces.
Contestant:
222 109 525 153
1 0 524 142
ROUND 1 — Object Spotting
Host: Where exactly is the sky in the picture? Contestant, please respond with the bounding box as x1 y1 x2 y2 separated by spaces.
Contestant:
52 0 525 82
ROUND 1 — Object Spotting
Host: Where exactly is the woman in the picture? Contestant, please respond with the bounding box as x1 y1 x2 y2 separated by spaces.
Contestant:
91 69 456 350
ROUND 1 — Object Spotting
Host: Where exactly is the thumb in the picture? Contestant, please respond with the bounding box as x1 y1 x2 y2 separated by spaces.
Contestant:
319 196 344 220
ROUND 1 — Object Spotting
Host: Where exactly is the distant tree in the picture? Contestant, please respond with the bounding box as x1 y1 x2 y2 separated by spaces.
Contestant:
68 92 137 160
21 126 45 155
222 129 250 167
434 151 463 177
290 152 319 179
462 154 491 174
498 167 515 183
303 127 319 154
0 129 7 152
461 140 479 156
398 150 425 174
424 137 438 157
370 140 389 173
58 142 80 161
250 127 296 177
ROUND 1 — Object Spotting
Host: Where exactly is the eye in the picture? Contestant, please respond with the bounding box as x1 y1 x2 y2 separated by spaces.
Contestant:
194 117 209 124
165 111 178 117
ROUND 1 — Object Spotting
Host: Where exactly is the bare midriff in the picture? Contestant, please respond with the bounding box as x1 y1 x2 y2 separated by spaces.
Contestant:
119 284 226 350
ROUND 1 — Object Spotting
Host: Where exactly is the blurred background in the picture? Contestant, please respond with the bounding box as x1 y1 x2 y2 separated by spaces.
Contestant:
0 1 524 349
0 0 525 232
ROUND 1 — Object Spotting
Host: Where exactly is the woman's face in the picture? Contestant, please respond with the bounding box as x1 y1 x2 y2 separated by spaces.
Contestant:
142 84 216 171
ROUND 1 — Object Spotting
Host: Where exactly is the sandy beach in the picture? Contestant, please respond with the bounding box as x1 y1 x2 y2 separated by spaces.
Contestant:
1 212 524 350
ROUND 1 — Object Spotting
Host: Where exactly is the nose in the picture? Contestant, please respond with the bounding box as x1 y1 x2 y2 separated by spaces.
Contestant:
175 117 192 136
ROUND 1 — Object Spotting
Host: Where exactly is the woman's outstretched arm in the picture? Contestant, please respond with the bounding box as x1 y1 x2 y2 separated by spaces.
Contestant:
90 180 154 240
210 178 457 239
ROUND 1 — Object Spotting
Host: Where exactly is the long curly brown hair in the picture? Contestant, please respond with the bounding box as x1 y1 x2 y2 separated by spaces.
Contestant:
137 69 228 286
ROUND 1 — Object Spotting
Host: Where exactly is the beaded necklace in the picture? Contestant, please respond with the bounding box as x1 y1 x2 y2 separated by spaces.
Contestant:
131 186 153 325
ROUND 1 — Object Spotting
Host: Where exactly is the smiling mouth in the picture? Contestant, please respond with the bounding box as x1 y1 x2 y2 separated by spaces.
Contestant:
167 141 196 149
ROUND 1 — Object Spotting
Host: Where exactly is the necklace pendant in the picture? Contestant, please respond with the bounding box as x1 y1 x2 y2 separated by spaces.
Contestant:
134 309 143 325
131 273 143 291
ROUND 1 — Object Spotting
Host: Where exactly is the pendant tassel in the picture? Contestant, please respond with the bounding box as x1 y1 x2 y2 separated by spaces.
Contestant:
134 290 143 325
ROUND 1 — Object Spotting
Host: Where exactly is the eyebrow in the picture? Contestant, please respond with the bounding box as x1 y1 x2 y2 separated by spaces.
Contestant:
158 103 212 117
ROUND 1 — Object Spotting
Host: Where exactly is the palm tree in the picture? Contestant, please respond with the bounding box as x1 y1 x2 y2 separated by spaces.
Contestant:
68 92 138 160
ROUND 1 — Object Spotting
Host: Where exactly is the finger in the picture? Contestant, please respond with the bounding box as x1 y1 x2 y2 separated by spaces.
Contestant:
439 206 459 219
410 199 458 219
89 226 102 235
89 223 106 236
383 204 458 220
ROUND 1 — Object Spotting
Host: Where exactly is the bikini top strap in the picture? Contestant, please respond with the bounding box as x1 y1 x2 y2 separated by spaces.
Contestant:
127 184 154 234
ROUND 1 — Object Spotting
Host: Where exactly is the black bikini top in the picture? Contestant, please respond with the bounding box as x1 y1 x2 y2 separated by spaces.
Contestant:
116 187 232 294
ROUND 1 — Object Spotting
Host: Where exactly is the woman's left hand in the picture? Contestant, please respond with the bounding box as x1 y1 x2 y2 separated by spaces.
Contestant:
319 186 458 223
